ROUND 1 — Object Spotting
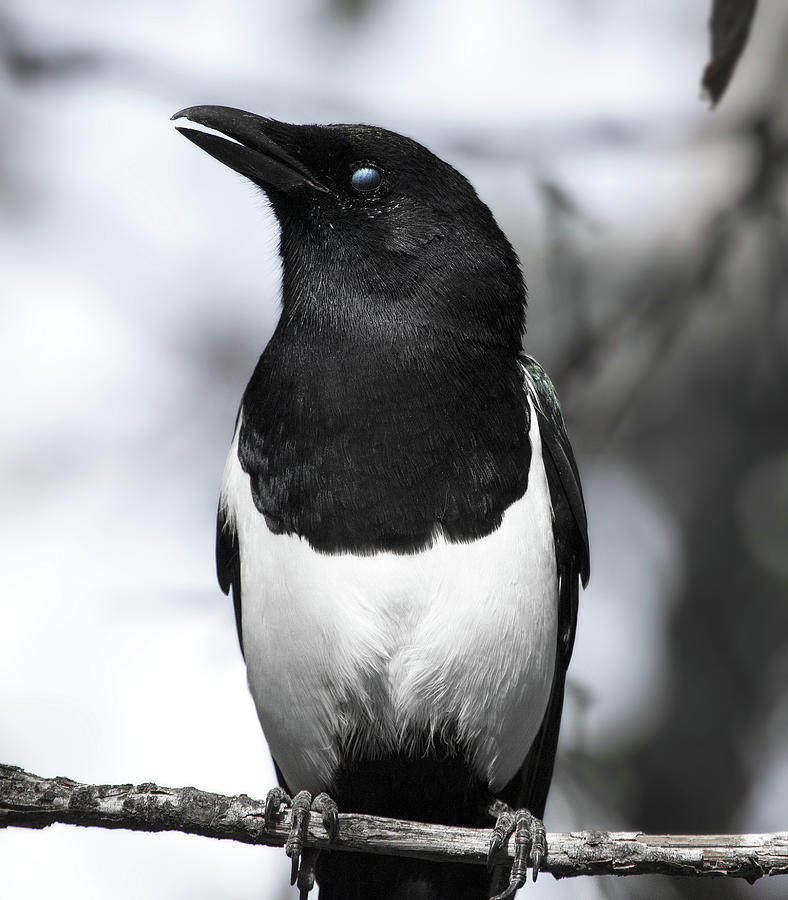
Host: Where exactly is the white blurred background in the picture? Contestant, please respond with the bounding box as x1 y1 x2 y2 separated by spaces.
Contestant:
2 2 787 898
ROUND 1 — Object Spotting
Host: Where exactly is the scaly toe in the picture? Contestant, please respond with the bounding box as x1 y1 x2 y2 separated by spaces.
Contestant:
488 805 547 898
487 809 515 871
312 792 339 840
285 790 313 884
264 786 291 831
530 820 547 882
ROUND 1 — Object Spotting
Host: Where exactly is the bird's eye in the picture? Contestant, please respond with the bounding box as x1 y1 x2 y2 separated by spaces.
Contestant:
350 165 382 193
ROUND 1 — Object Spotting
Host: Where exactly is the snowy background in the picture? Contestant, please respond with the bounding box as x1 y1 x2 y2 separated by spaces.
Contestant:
2 1 787 899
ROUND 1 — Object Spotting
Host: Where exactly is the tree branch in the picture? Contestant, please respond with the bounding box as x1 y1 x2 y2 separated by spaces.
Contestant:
701 0 759 106
1 764 786 882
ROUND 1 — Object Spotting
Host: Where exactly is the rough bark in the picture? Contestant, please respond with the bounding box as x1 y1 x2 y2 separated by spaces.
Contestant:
1 765 786 882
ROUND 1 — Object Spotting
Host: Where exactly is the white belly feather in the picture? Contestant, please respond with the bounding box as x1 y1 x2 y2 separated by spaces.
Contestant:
220 395 558 795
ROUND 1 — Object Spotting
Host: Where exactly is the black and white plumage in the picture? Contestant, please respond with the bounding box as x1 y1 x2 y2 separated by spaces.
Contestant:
175 106 589 900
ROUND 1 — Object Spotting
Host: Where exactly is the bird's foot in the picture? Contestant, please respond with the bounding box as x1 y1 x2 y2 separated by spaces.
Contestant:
264 787 338 897
486 800 546 898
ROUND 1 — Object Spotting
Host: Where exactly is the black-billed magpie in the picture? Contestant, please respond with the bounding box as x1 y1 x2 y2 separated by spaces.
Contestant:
173 105 589 900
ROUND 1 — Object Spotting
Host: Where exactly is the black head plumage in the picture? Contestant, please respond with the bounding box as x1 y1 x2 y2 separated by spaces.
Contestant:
175 106 531 554
174 107 526 349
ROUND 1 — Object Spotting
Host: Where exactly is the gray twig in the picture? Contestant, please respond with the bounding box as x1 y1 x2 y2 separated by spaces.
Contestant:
1 765 787 882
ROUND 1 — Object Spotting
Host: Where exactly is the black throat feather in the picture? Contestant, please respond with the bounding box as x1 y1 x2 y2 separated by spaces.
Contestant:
238 216 531 556
239 324 530 554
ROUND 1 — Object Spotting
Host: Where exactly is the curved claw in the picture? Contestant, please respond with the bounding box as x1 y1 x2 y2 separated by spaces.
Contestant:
531 826 547 882
487 809 515 870
312 792 339 840
264 786 291 830
487 833 503 871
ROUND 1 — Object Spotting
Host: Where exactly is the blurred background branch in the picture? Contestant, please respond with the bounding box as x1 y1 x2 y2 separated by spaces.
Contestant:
702 0 759 106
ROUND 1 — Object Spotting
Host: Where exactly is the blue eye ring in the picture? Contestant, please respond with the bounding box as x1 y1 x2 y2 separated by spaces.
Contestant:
350 163 382 193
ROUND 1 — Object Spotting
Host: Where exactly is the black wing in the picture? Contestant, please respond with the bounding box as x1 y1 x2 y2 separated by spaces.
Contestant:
216 413 289 792
216 500 243 656
501 355 590 818
216 413 244 657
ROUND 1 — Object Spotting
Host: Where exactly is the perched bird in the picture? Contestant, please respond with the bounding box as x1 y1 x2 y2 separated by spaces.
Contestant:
173 105 589 900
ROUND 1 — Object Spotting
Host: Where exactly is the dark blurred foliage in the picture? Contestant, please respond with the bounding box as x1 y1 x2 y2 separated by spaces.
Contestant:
0 11 99 82
703 0 759 106
533 20 788 898
328 0 376 21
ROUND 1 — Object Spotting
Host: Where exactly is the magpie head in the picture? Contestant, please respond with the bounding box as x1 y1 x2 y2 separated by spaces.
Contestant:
173 105 525 346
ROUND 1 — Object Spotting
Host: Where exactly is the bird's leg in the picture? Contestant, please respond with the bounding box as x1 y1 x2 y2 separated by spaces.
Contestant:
264 787 339 894
296 848 320 900
486 799 547 898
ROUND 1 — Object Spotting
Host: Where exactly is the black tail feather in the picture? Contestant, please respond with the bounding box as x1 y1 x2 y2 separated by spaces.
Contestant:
305 741 493 899
317 853 488 900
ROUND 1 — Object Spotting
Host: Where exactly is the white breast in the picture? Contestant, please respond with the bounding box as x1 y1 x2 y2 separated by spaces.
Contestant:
220 394 558 795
